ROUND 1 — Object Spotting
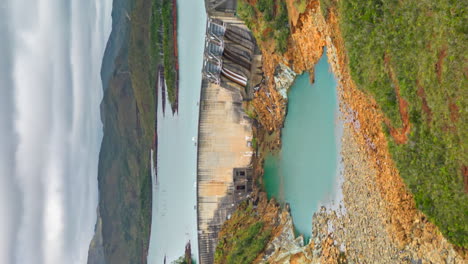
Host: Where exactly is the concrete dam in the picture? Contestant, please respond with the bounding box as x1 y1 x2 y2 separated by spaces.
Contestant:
197 1 262 263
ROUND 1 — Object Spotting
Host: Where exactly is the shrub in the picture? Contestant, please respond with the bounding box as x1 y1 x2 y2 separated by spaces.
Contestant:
214 202 272 264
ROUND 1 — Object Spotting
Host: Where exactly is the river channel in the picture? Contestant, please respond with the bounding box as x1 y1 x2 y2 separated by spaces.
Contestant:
147 0 206 262
264 51 342 241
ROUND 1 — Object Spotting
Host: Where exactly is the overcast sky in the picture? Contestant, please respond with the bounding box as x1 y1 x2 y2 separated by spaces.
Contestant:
0 0 112 263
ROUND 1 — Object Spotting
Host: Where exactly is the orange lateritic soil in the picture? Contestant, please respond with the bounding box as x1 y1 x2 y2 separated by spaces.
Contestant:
383 53 411 144
436 46 448 83
416 79 433 123
327 8 420 248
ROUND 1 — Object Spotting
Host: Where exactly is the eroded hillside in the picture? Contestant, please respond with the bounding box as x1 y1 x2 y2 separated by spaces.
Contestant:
215 0 467 263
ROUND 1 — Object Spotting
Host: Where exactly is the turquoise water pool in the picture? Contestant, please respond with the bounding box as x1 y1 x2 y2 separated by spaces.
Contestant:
264 51 341 241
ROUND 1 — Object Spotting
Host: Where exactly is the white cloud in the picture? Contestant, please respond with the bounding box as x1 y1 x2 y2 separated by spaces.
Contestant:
0 0 112 263
0 3 21 264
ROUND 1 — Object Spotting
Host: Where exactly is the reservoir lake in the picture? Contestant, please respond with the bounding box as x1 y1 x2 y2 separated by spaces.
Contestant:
147 0 206 262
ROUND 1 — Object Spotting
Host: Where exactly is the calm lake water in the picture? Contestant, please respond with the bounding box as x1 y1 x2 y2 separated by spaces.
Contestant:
147 0 206 262
264 51 342 241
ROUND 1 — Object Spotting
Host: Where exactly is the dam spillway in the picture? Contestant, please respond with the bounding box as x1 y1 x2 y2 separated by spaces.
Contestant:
197 3 262 263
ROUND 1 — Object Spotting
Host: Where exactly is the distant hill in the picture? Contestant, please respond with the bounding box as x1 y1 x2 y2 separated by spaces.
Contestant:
87 0 155 263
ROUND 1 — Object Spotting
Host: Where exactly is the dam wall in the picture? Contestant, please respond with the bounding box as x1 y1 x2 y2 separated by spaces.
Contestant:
196 79 253 264
197 3 262 263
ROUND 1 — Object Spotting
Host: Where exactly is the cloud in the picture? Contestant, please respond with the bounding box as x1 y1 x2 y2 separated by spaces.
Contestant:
0 3 22 264
0 0 112 263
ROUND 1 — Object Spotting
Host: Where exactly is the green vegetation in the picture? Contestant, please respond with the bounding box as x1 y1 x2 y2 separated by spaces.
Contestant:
256 0 274 21
251 137 258 149
338 251 348 264
130 0 157 142
171 256 192 264
126 0 156 258
236 0 256 28
337 0 467 247
149 0 177 105
295 0 308 14
245 108 257 120
318 0 334 19
215 202 272 264
237 0 290 54
150 0 178 107
96 0 158 262
273 1 290 54
150 0 162 77
161 0 177 105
